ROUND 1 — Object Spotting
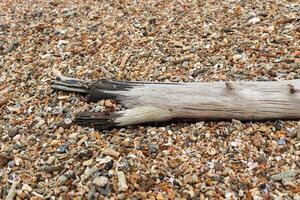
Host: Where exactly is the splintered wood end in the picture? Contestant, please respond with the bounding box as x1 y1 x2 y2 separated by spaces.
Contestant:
76 106 172 130
75 112 119 130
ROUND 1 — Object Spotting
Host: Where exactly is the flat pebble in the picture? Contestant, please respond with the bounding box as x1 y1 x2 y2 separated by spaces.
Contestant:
93 176 109 187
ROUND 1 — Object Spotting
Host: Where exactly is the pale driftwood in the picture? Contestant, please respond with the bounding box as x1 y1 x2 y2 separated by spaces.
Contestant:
51 76 300 130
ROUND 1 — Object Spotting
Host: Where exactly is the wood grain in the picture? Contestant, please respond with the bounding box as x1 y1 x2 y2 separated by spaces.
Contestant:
52 76 300 129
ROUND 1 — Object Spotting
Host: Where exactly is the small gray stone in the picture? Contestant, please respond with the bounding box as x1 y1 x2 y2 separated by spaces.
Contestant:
277 138 286 145
257 76 270 81
270 170 300 181
148 143 159 154
57 175 68 186
52 107 64 115
63 10 77 18
57 144 68 153
182 61 189 69
93 176 109 187
97 184 112 196
192 69 205 77
148 17 157 24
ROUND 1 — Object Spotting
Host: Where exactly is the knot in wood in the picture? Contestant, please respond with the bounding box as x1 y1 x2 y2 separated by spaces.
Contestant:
288 84 297 94
225 82 234 90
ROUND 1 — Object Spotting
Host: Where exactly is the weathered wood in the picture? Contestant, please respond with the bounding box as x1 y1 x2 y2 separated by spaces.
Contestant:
51 76 300 130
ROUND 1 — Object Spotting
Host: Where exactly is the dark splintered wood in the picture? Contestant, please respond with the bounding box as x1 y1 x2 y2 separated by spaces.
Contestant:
76 112 120 130
75 106 173 130
51 76 139 103
87 80 178 102
87 81 137 102
51 75 300 130
51 76 89 94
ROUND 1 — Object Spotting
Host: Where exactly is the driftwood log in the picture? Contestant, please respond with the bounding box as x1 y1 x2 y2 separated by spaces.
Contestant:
51 75 300 130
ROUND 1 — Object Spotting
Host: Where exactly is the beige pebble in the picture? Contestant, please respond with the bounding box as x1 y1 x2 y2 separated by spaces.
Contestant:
102 148 120 158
